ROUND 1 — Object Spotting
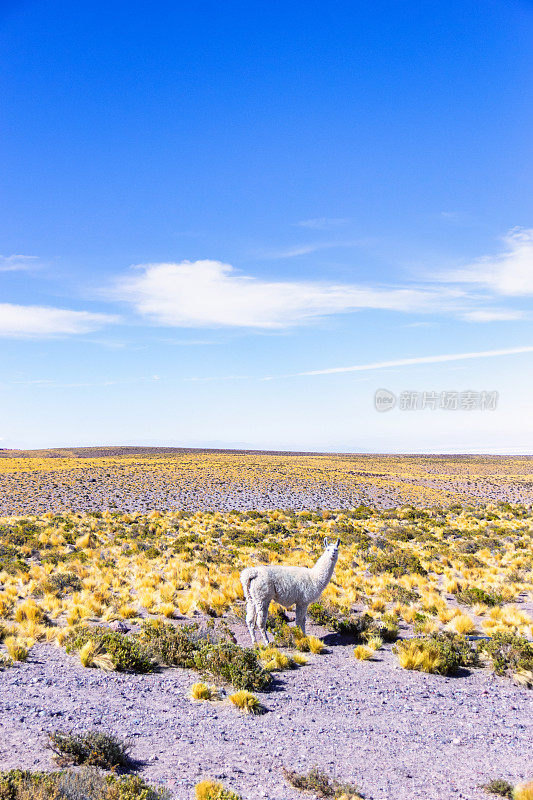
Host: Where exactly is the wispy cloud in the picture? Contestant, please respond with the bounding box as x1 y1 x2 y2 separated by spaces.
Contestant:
156 338 218 346
462 309 525 322
0 255 40 273
264 345 533 379
442 228 533 296
6 375 160 388
0 303 118 338
111 259 462 329
258 240 362 259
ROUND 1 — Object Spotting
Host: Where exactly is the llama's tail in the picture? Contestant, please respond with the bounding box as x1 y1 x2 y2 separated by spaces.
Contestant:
240 567 259 601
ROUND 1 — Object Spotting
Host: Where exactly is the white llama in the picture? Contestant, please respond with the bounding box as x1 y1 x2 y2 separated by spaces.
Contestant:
240 537 340 645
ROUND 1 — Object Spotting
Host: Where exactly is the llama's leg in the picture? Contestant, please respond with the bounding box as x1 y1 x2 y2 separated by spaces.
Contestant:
246 599 258 645
256 600 270 645
295 603 308 636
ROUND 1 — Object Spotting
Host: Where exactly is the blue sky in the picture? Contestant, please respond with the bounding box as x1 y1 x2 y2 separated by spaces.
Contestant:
1 0 532 452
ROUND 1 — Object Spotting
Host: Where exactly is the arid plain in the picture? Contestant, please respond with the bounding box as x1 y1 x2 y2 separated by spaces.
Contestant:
0 449 532 800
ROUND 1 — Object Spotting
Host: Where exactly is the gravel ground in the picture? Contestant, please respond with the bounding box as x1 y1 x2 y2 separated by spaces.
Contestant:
0 618 532 800
1 451 532 515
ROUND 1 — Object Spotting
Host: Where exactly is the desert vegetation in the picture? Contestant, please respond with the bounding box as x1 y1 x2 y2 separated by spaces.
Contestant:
0 450 532 515
0 501 531 681
0 452 532 799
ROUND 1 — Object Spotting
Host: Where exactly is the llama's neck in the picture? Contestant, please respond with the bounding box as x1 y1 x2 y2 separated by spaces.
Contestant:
310 550 338 595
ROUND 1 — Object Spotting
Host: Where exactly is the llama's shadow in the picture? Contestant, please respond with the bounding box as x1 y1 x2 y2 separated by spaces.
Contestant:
265 675 290 694
321 631 354 647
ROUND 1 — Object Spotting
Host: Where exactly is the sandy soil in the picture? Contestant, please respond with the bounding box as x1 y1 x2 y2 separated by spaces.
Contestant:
0 616 531 800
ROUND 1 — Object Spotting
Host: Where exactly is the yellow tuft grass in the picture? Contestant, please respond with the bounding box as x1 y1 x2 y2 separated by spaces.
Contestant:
438 606 458 624
353 645 373 661
394 640 443 674
4 636 29 662
118 604 137 619
157 602 177 619
259 647 294 672
14 599 44 623
195 780 242 800
448 613 476 634
190 682 219 701
514 781 533 800
229 689 262 714
78 640 115 671
291 652 308 666
307 635 326 654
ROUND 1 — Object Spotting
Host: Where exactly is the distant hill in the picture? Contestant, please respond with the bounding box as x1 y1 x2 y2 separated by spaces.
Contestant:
0 446 528 459
0 445 338 459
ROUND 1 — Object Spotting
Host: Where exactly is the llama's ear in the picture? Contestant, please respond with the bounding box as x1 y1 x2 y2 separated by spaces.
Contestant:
323 537 329 548
335 538 340 548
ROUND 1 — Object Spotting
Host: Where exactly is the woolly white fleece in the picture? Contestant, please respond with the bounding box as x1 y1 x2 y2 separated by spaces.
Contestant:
240 538 340 645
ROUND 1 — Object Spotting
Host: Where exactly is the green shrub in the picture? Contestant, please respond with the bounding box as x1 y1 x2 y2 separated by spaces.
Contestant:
376 613 400 643
47 730 132 770
138 620 209 668
482 778 514 798
384 583 419 604
0 768 170 800
282 766 361 799
454 586 504 607
270 622 311 651
478 631 533 676
64 626 156 673
194 640 271 691
394 631 478 676
307 603 398 643
368 549 427 577
307 602 338 629
43 572 83 595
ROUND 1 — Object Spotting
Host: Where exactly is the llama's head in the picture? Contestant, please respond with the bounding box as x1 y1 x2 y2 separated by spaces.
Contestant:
323 537 340 558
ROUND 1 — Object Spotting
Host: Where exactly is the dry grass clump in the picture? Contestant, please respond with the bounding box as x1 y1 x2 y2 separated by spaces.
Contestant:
228 689 262 714
79 640 115 671
292 652 308 665
47 730 132 770
447 613 477 635
282 766 362 799
0 652 13 669
353 645 373 661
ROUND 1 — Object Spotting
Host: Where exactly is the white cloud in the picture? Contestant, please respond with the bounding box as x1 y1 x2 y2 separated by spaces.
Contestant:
113 259 460 329
284 345 533 378
0 255 39 272
444 228 533 295
462 309 525 322
0 304 117 338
